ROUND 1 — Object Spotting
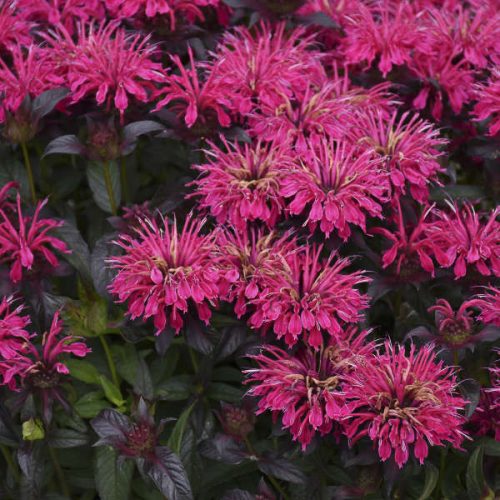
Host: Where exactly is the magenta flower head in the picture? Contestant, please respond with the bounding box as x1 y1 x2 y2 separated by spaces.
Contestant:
108 214 221 334
407 298 500 351
279 138 390 240
249 82 346 155
209 22 325 116
473 68 500 137
0 311 90 422
342 1 428 77
54 21 165 122
215 226 297 318
371 197 437 280
18 0 105 34
0 295 32 360
0 194 70 283
0 45 64 127
249 244 370 348
191 137 294 230
344 342 469 469
468 389 500 441
0 2 33 51
426 202 500 279
155 47 231 134
410 53 474 121
468 286 500 327
245 328 375 450
349 110 446 203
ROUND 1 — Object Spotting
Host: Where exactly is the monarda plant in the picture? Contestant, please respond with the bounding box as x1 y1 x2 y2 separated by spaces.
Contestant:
0 1 498 499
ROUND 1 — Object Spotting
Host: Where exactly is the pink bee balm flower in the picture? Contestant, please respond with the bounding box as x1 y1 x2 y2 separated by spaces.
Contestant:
106 0 175 18
349 110 446 203
344 342 468 468
155 47 231 131
0 45 64 123
249 82 347 155
245 327 375 450
249 244 370 348
215 226 297 318
407 298 500 351
17 0 105 34
0 2 33 51
0 194 70 283
473 69 500 137
342 1 428 77
0 296 31 360
468 286 500 327
426 202 500 279
410 52 474 121
468 389 500 441
371 198 437 278
55 22 165 121
279 138 390 239
0 311 90 421
209 22 325 116
108 214 221 334
190 138 294 230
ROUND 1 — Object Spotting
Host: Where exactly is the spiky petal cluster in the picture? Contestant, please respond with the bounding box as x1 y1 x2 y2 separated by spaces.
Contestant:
17 0 105 33
215 227 296 318
0 45 64 123
280 139 390 239
0 2 33 51
0 311 89 388
249 244 370 348
245 328 375 450
250 83 346 155
473 69 500 137
344 343 468 468
209 22 325 116
0 194 70 283
342 1 428 77
55 22 165 120
155 47 230 130
408 298 500 350
191 138 293 230
468 389 500 440
426 203 500 279
349 110 446 203
108 215 220 333
468 287 500 327
371 198 436 278
0 296 31 360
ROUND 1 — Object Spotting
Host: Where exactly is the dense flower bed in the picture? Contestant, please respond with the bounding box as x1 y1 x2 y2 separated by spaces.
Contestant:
0 0 499 498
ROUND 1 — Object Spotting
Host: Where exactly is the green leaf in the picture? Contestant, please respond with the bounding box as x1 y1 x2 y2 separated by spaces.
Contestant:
95 446 134 500
66 359 101 384
156 375 192 401
22 418 45 441
418 463 439 500
99 376 125 408
482 437 500 457
206 382 244 403
466 445 485 500
74 391 110 419
47 428 88 448
167 403 196 455
52 220 92 284
86 160 121 214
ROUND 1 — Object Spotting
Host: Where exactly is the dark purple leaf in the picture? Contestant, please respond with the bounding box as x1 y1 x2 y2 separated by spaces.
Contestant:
257 455 306 484
90 409 130 446
199 434 247 464
32 88 69 119
43 135 85 157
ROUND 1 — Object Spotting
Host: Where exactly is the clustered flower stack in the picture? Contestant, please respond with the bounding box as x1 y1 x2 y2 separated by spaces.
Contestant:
0 0 498 498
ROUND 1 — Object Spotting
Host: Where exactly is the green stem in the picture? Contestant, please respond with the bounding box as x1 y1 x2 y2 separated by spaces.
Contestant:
243 437 290 500
99 334 120 388
48 446 71 498
188 347 198 372
119 156 130 204
21 142 36 204
103 161 117 215
453 350 459 366
1 444 20 482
